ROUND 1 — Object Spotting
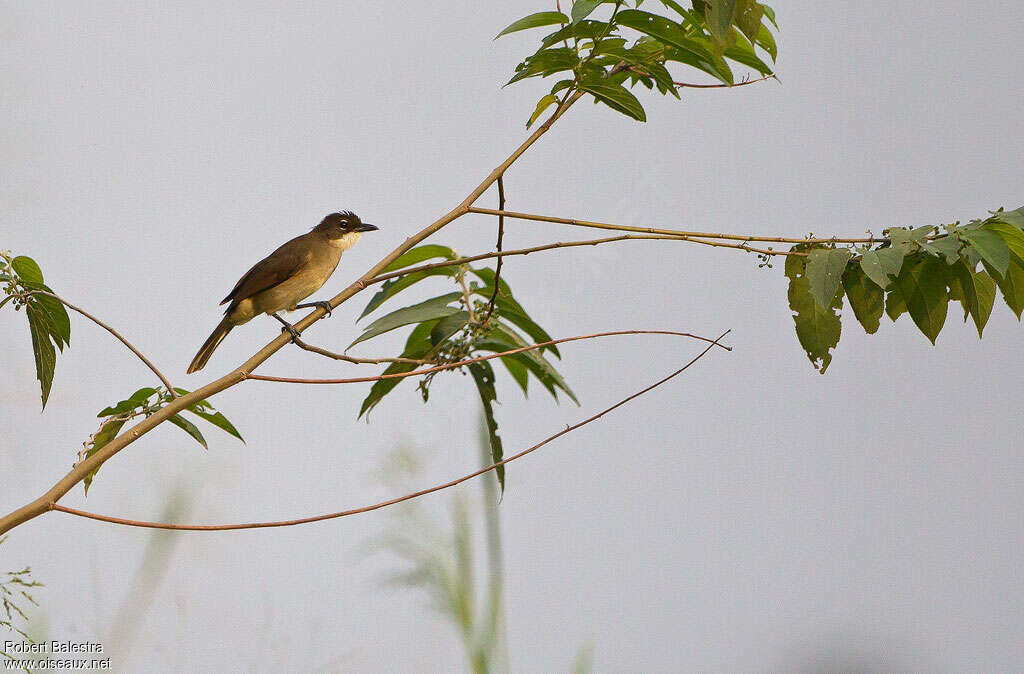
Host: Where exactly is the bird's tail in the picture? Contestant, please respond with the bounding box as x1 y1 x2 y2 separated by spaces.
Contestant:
187 317 233 374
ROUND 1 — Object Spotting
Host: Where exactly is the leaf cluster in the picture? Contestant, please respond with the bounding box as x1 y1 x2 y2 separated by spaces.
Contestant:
353 245 577 491
786 206 1024 372
1 253 71 409
81 386 243 495
497 0 778 125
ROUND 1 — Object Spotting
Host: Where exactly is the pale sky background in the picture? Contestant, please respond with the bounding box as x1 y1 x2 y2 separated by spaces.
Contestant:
3 1 1024 672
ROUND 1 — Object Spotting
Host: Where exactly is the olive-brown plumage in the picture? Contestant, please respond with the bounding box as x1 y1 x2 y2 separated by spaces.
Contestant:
187 212 378 373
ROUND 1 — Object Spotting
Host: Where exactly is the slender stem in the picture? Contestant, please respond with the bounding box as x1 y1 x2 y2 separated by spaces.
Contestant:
246 330 730 385
289 336 434 365
0 91 585 537
673 73 776 89
365 234 797 297
468 206 881 245
19 290 177 397
483 175 506 324
49 331 729 531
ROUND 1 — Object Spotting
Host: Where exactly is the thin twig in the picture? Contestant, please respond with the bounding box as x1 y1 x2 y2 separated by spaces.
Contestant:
467 206 881 246
367 234 798 295
19 290 177 397
483 174 506 324
673 73 776 89
245 329 730 385
49 331 730 531
290 336 434 365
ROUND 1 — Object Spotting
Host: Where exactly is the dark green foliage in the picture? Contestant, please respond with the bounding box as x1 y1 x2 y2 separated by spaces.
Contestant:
354 246 575 493
83 386 243 495
785 206 1024 371
469 362 505 490
785 247 841 373
1 253 71 409
497 0 778 127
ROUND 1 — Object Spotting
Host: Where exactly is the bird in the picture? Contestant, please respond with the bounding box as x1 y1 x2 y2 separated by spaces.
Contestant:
187 211 379 373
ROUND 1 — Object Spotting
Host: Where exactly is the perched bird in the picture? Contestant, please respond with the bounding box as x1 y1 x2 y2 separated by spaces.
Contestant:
187 211 378 373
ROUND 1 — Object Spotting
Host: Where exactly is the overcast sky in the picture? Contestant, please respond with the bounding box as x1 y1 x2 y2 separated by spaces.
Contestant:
3 1 1024 672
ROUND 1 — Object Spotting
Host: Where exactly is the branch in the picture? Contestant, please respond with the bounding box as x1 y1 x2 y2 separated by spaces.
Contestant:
48 331 730 531
290 335 434 365
467 207 882 247
365 234 786 299
248 330 731 384
20 290 177 397
482 174 506 324
0 90 586 537
673 73 776 89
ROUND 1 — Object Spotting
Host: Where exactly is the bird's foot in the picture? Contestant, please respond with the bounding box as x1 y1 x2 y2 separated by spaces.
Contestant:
296 300 333 317
271 313 302 341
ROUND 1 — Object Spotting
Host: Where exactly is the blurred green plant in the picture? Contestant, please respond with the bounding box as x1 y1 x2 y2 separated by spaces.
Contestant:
0 536 43 671
375 423 591 673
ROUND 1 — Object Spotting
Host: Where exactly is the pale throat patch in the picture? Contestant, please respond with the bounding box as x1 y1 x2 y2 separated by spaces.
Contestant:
329 231 363 251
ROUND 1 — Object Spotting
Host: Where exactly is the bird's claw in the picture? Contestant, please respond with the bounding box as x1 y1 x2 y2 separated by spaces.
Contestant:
281 324 302 341
297 300 333 317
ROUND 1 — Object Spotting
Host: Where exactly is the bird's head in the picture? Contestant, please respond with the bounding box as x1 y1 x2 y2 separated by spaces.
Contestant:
317 211 379 234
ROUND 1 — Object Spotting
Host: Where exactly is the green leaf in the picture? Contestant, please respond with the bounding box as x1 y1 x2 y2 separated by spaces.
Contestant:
26 306 56 409
578 80 647 121
527 94 558 128
787 273 841 373
805 248 851 309
921 235 964 264
991 206 1024 229
618 10 704 56
187 408 245 442
842 263 883 334
494 296 561 358
500 354 530 398
571 0 603 23
985 221 1024 265
22 283 70 349
962 227 1011 277
891 255 948 344
507 48 580 85
358 320 437 418
708 0 737 47
430 310 470 346
10 256 44 285
985 259 1024 320
168 413 208 450
477 328 576 404
734 0 765 44
129 387 159 402
885 287 906 322
360 267 457 320
83 418 127 496
349 293 461 348
723 31 773 75
859 247 905 289
382 245 457 273
755 22 777 61
496 11 569 38
951 261 996 338
468 361 505 492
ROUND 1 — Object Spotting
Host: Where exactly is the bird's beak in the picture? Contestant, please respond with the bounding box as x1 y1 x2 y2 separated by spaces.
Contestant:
355 223 379 232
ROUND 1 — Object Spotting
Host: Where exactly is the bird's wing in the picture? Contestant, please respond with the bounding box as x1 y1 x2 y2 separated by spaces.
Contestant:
220 236 313 305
